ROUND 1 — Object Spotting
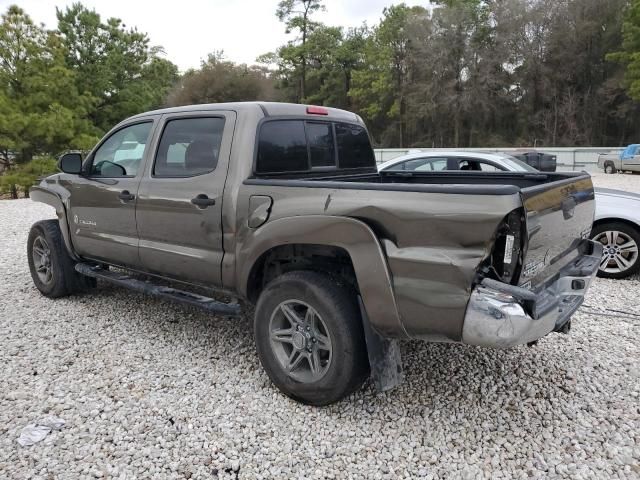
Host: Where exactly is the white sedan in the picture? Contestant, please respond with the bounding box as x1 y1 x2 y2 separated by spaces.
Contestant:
379 151 640 279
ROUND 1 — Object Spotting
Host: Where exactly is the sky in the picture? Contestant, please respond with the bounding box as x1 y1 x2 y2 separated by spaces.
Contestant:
3 0 429 72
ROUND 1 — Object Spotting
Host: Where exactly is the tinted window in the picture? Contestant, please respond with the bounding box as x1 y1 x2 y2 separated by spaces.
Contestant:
257 120 308 173
335 123 375 169
154 117 225 177
307 122 335 167
92 122 152 177
256 120 374 174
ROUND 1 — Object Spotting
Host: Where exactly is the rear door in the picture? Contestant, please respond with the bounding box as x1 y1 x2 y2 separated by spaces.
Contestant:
135 111 236 287
67 119 156 268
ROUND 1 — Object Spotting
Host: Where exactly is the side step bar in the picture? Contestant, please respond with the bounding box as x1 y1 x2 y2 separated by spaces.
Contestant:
75 263 242 317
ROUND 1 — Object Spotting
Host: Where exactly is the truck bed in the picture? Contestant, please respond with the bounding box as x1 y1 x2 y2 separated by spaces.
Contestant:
244 169 595 340
248 170 584 193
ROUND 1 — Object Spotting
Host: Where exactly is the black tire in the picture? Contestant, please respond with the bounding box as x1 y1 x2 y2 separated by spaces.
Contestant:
604 162 617 174
27 220 95 298
591 221 640 279
254 271 369 406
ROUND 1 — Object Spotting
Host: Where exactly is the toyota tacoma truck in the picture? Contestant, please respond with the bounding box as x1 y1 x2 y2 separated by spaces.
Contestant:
28 102 602 405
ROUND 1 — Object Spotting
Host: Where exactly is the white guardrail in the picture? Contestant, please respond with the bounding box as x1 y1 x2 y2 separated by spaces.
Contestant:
373 147 625 172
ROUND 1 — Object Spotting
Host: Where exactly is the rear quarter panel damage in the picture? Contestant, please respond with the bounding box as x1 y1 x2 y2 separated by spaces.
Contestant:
234 183 521 341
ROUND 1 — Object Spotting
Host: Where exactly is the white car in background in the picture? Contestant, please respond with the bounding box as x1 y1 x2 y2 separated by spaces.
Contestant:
379 151 640 279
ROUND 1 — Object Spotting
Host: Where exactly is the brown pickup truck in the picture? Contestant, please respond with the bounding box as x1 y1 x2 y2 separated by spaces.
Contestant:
28 102 601 405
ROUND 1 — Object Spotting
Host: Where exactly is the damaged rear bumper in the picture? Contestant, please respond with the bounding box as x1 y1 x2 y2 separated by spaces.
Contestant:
462 240 602 348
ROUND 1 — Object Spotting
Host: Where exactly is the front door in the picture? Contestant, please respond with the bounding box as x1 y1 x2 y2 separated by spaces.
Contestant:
68 120 156 268
135 111 236 287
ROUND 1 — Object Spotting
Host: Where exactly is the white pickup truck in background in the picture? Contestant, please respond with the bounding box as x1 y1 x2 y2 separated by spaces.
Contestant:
598 144 640 174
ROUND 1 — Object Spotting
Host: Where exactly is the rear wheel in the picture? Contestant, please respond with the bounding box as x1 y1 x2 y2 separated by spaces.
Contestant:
254 271 369 406
591 221 640 279
27 220 95 298
604 162 617 174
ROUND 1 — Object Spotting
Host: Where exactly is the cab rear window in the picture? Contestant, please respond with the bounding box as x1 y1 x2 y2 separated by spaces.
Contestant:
255 119 374 174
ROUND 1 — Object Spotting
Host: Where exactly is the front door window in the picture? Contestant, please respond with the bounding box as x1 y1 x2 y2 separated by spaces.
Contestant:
91 122 153 177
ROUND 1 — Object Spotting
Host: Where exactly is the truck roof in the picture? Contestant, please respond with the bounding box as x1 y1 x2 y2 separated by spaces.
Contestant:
127 102 361 123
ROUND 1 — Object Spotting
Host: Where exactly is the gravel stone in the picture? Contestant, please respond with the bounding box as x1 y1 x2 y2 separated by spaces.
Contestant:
0 172 638 478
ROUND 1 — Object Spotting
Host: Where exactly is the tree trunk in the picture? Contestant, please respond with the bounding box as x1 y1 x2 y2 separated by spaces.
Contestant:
399 96 405 148
454 108 460 148
344 70 351 108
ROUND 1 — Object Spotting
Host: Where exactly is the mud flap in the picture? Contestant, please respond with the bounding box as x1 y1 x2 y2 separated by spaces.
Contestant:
358 297 404 392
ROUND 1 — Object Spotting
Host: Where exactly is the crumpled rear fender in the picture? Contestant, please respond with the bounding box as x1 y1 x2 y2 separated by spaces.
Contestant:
236 215 407 339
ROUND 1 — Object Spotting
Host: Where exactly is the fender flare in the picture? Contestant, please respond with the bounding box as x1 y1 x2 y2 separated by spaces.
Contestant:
237 215 407 339
29 185 79 261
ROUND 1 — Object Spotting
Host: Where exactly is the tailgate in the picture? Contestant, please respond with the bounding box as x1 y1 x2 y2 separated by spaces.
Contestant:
518 174 595 288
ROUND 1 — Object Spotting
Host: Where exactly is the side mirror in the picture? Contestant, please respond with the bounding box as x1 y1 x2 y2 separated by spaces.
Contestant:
58 152 83 174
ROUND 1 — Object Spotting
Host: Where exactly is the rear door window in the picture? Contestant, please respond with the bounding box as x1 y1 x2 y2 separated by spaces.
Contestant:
154 117 225 177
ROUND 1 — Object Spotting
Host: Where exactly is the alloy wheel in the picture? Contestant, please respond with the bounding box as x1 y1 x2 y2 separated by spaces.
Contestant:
594 230 639 275
32 235 53 285
268 300 332 383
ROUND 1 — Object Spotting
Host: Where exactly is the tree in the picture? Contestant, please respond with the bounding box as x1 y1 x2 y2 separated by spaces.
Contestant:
296 25 368 109
351 5 427 146
167 52 276 106
0 156 57 198
608 0 640 101
274 0 325 101
0 5 94 163
56 3 178 132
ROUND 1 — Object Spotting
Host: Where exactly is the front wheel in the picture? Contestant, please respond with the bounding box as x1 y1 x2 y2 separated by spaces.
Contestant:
27 220 95 298
591 221 640 279
254 271 369 406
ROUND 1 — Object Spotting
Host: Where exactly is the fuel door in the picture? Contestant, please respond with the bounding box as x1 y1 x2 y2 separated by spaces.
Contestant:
248 195 273 228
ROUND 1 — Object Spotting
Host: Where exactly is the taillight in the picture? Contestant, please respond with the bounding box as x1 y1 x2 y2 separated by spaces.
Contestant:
306 105 329 115
486 209 526 285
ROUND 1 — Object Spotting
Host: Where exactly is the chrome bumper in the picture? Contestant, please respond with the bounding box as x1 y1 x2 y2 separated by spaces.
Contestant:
462 241 602 348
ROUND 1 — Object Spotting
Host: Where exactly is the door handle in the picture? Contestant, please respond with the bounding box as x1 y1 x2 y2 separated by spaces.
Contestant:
191 194 216 208
118 190 135 201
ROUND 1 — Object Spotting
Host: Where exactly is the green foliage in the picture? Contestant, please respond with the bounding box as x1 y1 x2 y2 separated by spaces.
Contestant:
56 3 179 132
267 0 326 101
1 0 640 196
166 52 276 106
0 157 57 198
608 0 640 100
351 5 426 146
266 0 640 148
0 5 92 162
0 3 178 195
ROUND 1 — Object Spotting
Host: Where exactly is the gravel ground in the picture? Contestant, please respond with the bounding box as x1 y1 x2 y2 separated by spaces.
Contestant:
1 174 639 479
